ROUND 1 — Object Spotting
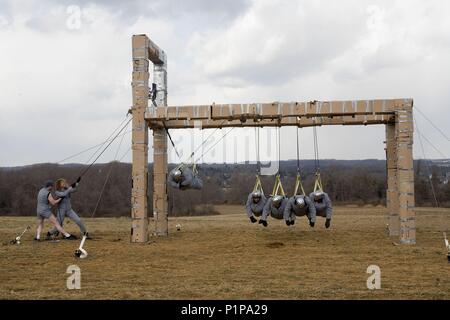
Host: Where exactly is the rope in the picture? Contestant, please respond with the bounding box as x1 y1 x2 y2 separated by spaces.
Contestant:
255 127 260 175
296 127 300 174
90 121 130 218
415 106 450 142
312 123 323 192
78 117 132 178
163 121 182 161
193 127 236 164
313 125 320 172
415 117 439 207
82 116 131 166
293 126 306 196
252 175 264 194
293 174 306 196
271 174 285 197
56 130 132 164
414 110 449 256
313 172 323 193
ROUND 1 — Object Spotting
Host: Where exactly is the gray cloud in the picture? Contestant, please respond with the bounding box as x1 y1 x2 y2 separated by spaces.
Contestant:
1 0 450 167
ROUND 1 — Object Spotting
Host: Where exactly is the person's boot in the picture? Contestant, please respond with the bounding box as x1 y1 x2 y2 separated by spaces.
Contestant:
63 234 78 240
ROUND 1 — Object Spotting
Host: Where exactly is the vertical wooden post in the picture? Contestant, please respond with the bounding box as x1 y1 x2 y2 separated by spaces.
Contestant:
130 35 149 243
396 101 416 244
153 54 169 236
386 122 399 236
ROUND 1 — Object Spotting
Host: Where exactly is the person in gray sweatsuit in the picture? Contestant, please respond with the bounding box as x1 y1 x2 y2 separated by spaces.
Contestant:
35 180 76 241
168 166 203 190
309 191 333 228
258 195 288 227
245 191 267 223
47 177 88 238
284 195 316 227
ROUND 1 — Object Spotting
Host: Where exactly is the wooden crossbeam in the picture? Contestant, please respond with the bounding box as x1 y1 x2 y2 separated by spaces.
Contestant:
146 99 411 129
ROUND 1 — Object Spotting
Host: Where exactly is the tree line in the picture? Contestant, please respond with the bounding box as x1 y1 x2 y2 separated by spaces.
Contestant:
0 159 448 217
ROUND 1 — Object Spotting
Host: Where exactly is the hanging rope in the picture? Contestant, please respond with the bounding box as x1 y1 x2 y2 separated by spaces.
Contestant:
253 175 264 194
271 174 286 197
255 127 261 175
294 174 306 196
163 121 182 161
313 172 323 193
312 123 323 192
313 124 320 172
91 121 130 218
193 127 236 164
294 126 306 196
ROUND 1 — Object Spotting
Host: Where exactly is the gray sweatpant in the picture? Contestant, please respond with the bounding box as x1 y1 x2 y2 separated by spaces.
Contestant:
49 208 87 235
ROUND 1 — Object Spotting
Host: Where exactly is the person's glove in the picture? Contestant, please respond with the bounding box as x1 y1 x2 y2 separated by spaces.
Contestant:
76 177 81 183
325 218 331 229
259 219 268 227
71 182 77 188
309 221 315 228
250 216 257 223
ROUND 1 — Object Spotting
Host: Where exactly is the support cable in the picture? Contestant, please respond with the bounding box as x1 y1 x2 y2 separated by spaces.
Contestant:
415 117 439 207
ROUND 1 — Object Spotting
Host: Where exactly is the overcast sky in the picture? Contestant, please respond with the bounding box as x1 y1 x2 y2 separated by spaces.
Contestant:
0 0 449 167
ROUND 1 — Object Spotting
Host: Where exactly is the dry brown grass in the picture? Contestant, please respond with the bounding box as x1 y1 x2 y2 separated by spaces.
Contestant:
0 206 449 300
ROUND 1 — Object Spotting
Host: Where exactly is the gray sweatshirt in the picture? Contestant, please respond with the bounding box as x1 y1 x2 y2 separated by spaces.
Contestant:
261 196 288 220
55 186 76 211
309 192 333 219
168 167 203 190
245 192 267 218
36 187 52 215
284 195 316 222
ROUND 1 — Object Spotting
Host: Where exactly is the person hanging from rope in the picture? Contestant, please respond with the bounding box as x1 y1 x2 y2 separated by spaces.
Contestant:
284 175 316 227
245 127 267 223
309 172 333 228
46 177 89 240
259 175 288 227
245 176 266 223
35 180 77 241
310 124 333 228
168 164 203 190
283 127 316 227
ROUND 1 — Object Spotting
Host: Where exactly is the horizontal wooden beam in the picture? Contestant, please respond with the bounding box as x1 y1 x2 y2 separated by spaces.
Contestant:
132 34 165 65
149 114 396 129
146 99 412 129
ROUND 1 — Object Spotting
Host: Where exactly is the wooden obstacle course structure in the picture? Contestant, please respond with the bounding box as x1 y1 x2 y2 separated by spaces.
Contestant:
130 34 416 244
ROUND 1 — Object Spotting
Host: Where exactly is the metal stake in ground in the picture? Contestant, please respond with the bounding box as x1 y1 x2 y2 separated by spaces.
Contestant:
10 226 30 245
74 235 88 259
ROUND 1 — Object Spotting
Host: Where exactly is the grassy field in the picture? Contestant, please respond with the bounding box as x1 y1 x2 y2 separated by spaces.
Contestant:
0 206 449 300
